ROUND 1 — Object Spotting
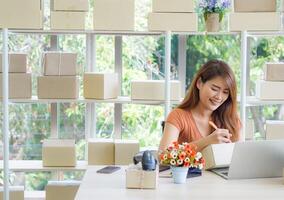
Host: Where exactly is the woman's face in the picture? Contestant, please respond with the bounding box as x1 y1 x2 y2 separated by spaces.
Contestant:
197 76 230 111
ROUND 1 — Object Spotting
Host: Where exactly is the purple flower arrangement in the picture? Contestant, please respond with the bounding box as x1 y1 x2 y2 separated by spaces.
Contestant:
198 0 231 22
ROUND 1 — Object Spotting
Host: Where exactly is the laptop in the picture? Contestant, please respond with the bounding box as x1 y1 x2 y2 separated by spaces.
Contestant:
210 140 284 179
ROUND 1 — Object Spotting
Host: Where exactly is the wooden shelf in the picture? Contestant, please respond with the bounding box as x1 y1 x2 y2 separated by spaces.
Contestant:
246 96 284 106
0 160 87 172
9 96 182 105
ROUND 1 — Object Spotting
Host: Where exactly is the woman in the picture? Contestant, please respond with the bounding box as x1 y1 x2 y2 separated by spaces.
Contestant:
159 60 241 152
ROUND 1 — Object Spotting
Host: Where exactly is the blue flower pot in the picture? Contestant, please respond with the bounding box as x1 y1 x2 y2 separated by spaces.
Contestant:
171 166 189 184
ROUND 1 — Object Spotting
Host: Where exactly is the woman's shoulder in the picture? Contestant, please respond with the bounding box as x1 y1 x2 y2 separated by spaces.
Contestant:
168 108 191 118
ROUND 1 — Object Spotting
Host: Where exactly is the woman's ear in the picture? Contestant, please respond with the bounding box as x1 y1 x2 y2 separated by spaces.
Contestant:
196 78 203 90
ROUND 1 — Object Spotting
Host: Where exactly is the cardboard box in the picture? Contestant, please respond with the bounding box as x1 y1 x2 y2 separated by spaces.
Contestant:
0 53 27 73
93 0 134 31
131 80 181 101
245 119 255 140
115 139 140 165
266 120 284 140
201 143 235 170
255 80 284 100
229 12 281 31
42 139 76 167
126 164 158 189
51 0 89 11
0 186 24 200
264 63 284 81
0 73 31 99
37 76 79 99
51 11 85 30
148 12 198 32
88 139 114 165
46 181 80 200
152 0 195 13
234 0 276 12
83 73 118 99
0 0 42 29
43 52 77 76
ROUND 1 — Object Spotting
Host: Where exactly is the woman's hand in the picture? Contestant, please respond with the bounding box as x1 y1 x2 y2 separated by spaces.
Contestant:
207 128 232 144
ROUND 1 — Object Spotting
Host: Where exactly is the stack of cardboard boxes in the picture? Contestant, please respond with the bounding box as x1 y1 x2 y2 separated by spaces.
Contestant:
50 0 88 30
0 53 31 99
38 52 79 99
148 0 197 32
256 63 284 100
0 186 24 200
230 0 280 31
255 62 284 140
93 0 135 31
0 0 42 29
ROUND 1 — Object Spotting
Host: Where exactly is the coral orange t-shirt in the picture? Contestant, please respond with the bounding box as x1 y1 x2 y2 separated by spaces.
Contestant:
166 108 203 143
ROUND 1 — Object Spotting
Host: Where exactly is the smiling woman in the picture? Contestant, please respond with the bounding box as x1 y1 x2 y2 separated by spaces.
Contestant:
159 60 241 152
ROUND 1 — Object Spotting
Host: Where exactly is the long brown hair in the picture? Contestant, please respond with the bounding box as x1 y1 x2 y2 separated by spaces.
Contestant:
178 60 241 141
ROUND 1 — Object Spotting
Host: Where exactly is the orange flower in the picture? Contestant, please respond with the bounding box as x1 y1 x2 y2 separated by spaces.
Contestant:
179 152 186 160
184 162 190 167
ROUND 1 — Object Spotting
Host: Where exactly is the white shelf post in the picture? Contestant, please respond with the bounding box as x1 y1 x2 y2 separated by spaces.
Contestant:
2 28 10 200
178 35 187 98
164 31 171 119
114 36 123 139
240 31 248 142
50 35 59 139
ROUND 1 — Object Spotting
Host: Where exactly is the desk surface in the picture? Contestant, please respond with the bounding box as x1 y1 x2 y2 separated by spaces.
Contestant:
75 166 284 200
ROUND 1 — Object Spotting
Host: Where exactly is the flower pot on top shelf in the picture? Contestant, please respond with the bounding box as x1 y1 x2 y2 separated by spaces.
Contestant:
205 13 220 32
198 0 230 32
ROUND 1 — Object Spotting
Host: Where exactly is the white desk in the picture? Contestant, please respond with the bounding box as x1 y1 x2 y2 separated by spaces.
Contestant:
75 166 284 200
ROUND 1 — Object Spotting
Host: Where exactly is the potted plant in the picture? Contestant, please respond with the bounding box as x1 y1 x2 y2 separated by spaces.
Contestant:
159 141 205 184
198 0 231 32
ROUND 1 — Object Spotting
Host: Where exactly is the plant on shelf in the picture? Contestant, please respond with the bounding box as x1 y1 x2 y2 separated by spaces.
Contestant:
159 141 205 184
198 0 231 32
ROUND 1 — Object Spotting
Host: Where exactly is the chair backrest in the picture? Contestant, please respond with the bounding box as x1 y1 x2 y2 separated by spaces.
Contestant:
161 121 165 132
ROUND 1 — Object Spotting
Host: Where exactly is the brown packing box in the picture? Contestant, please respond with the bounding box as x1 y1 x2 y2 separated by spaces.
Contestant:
43 52 77 76
255 80 284 100
148 12 198 32
0 0 42 29
152 0 195 13
265 120 284 140
50 11 86 30
126 164 158 189
88 139 114 165
45 181 80 200
51 0 89 11
114 139 140 165
131 80 181 101
93 0 134 31
83 73 118 99
264 63 284 81
202 143 235 170
0 73 31 99
0 186 24 200
37 76 79 99
42 139 76 167
229 12 281 31
0 53 27 73
234 0 276 12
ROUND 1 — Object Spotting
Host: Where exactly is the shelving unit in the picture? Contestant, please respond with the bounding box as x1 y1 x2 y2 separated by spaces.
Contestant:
2 4 284 199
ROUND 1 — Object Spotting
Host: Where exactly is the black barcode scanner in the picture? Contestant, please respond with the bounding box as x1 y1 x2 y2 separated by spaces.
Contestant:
133 150 157 171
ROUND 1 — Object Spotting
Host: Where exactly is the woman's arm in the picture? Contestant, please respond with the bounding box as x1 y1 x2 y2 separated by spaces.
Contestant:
158 123 179 152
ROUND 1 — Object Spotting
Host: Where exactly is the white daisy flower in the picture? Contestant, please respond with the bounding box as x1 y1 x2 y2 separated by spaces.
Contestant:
170 159 176 166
